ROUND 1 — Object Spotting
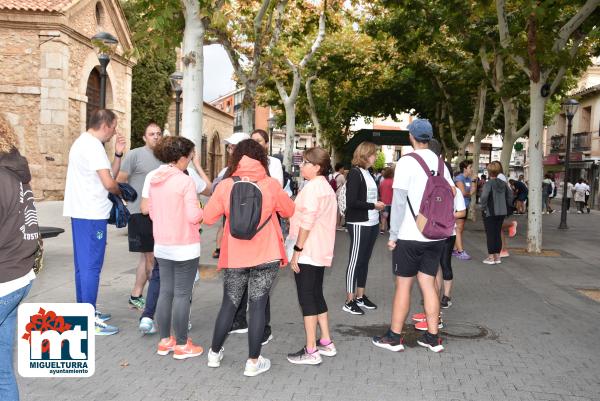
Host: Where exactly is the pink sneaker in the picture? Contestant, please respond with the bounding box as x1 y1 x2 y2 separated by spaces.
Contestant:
412 312 426 322
173 339 204 360
157 336 176 356
500 249 510 258
415 319 444 331
508 221 517 238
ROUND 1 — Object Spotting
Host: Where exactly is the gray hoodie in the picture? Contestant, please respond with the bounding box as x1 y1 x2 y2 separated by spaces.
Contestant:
0 148 39 283
479 178 513 217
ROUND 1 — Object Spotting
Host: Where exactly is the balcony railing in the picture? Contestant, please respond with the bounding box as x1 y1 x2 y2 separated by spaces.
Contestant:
550 132 592 154
572 131 591 152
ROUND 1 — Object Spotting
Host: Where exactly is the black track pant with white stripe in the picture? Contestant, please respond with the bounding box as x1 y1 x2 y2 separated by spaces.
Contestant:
345 223 379 294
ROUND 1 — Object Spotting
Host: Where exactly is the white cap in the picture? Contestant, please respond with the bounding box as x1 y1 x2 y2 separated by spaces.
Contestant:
224 132 250 145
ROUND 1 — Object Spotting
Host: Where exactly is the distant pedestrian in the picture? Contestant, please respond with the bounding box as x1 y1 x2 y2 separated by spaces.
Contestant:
0 117 39 401
584 179 591 213
333 162 347 230
511 178 528 214
203 139 294 377
379 167 394 234
286 147 338 365
372 119 454 353
342 141 385 315
498 172 517 258
453 160 476 260
63 109 125 336
566 180 574 212
542 174 554 214
145 136 204 360
574 178 587 214
480 161 513 265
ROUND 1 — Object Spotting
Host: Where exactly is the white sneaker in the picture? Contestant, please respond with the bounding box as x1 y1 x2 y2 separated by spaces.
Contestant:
243 355 271 377
207 347 224 368
139 317 157 335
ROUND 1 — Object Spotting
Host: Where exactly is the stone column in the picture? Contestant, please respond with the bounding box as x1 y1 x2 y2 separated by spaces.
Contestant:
38 30 70 199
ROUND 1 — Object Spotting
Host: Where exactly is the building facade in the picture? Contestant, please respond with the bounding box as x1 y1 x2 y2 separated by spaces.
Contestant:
543 58 600 208
0 0 135 199
166 100 233 180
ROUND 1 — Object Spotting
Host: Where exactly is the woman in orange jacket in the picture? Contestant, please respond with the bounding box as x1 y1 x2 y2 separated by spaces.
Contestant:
203 139 295 377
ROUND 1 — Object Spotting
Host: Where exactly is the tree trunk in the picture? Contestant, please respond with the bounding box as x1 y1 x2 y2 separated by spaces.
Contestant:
241 85 256 133
305 76 322 146
469 135 483 221
527 80 547 253
180 1 205 148
283 100 296 171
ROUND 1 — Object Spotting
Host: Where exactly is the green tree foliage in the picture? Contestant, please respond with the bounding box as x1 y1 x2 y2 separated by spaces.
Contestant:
122 0 176 148
373 151 386 170
130 55 175 148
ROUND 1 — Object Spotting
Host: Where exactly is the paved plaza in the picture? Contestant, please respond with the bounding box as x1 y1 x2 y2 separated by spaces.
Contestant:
16 202 600 401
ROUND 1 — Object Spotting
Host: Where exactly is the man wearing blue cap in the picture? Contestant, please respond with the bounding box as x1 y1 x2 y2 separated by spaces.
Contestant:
372 119 455 353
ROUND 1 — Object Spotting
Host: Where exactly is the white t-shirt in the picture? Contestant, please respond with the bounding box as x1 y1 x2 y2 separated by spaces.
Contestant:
63 132 112 219
453 190 466 236
566 182 574 198
393 149 455 242
351 168 379 226
141 165 206 261
268 156 284 187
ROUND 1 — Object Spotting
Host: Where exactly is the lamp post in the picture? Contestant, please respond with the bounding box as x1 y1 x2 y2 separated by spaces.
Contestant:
558 98 579 230
267 116 275 155
169 72 183 136
91 32 118 109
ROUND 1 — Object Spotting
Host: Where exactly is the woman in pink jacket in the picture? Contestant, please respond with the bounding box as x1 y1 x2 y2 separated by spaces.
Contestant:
203 139 295 377
286 147 338 365
144 136 204 360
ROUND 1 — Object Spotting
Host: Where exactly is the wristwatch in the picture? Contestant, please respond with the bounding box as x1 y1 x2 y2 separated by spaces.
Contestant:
293 245 303 252
114 152 123 158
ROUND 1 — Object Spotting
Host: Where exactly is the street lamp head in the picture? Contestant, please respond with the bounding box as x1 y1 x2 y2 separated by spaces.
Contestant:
562 98 579 119
169 72 183 94
267 117 275 130
91 31 118 56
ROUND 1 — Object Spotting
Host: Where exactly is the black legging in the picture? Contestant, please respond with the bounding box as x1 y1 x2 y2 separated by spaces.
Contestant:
483 215 505 254
232 288 271 330
440 236 456 280
211 261 279 359
294 263 327 316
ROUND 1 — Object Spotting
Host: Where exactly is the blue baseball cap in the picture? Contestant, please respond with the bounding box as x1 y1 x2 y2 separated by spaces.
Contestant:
407 119 433 141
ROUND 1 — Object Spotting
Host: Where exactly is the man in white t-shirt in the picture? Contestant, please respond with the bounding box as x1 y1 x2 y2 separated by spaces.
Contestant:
372 119 454 354
63 109 125 336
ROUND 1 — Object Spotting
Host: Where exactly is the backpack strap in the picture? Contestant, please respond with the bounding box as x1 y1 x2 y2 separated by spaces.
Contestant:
406 152 434 177
436 156 445 177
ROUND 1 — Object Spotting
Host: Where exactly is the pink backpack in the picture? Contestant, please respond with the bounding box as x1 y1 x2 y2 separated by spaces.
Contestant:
406 153 455 240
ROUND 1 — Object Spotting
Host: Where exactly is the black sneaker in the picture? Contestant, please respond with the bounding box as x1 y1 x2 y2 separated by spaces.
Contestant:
261 325 273 345
440 295 452 309
356 295 377 310
342 300 364 315
417 332 444 353
228 320 248 334
372 330 405 352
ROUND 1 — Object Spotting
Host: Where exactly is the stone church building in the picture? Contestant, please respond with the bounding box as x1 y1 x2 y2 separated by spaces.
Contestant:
0 0 134 199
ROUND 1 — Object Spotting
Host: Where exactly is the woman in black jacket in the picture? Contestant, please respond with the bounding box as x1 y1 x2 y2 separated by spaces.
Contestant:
343 142 385 315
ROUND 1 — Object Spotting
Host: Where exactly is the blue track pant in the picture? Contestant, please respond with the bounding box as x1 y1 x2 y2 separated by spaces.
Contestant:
71 218 107 309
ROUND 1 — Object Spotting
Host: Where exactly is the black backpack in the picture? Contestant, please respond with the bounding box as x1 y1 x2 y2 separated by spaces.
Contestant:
228 177 271 240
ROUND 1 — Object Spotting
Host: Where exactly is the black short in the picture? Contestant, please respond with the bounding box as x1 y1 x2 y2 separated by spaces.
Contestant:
127 213 154 252
392 239 444 277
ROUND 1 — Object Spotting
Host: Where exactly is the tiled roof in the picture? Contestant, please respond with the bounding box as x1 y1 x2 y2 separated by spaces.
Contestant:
0 0 78 12
572 84 600 98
